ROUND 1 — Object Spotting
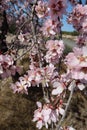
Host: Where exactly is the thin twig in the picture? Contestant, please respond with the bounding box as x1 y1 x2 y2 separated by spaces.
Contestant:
55 80 76 130
8 18 32 51
14 43 35 61
31 0 50 103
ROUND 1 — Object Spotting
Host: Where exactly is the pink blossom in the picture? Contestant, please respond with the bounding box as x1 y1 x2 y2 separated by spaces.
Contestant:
18 32 25 42
35 1 48 18
76 35 86 46
52 81 64 95
41 19 60 36
68 126 76 130
11 63 55 94
41 63 55 87
65 46 87 69
11 78 29 94
68 4 87 36
33 102 64 129
81 17 87 33
45 40 64 64
19 75 31 87
77 83 85 91
65 46 87 90
48 0 67 20
27 68 42 87
0 54 20 78
0 65 3 74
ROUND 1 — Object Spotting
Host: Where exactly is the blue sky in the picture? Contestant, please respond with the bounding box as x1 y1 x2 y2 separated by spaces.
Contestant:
61 15 75 32
61 0 86 32
62 2 74 32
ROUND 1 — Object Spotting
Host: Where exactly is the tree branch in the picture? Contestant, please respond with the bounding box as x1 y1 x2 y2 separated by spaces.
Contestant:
55 80 76 130
14 43 35 61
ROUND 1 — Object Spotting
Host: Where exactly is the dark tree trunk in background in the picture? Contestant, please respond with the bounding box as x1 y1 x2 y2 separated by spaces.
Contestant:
0 10 9 53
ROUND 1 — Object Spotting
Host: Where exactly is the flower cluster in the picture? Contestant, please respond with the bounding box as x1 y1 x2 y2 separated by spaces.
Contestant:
45 40 64 64
36 0 67 37
68 4 87 32
11 63 55 94
0 54 20 78
68 4 87 45
48 0 67 20
35 0 48 18
41 19 61 36
76 35 87 46
65 46 87 90
52 80 65 96
33 101 64 129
